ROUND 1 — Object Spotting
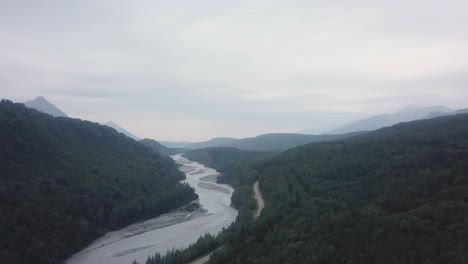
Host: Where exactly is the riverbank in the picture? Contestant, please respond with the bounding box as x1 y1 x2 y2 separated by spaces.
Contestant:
65 154 237 264
188 180 266 264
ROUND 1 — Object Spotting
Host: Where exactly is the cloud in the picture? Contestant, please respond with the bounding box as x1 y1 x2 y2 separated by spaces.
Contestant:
1 0 467 140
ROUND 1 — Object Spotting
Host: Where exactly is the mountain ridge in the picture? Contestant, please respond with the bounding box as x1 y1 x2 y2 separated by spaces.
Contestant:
104 121 140 140
23 96 67 117
0 100 196 264
327 105 453 134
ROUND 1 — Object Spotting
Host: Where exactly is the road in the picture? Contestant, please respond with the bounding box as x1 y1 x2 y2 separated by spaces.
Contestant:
253 181 265 218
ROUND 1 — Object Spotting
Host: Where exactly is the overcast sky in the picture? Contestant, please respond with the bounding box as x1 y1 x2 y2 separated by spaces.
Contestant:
1 0 467 141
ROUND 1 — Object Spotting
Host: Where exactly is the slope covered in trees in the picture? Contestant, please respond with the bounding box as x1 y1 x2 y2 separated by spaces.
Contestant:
138 148 272 264
0 100 197 264
161 132 365 152
221 132 365 151
140 138 178 156
209 114 468 264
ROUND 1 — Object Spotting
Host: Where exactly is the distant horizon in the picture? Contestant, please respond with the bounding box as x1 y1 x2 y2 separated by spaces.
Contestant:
9 95 465 142
2 1 467 141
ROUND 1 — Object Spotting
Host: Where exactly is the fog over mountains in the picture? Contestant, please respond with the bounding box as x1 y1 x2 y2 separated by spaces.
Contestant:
104 121 140 140
19 98 467 151
325 105 453 134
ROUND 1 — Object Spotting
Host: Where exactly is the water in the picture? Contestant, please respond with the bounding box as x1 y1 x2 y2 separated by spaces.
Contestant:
66 154 238 264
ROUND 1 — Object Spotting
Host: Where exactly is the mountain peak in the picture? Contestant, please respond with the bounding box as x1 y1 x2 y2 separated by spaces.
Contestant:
24 96 67 117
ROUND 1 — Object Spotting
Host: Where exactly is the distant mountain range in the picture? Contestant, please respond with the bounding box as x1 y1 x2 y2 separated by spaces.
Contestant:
160 137 238 149
104 121 140 140
161 132 364 151
424 108 468 119
23 96 67 117
327 105 453 134
21 97 141 141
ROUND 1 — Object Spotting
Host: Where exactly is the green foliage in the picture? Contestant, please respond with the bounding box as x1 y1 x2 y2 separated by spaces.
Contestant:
142 234 219 264
223 132 365 151
210 114 468 264
140 138 178 156
0 100 197 264
136 147 274 264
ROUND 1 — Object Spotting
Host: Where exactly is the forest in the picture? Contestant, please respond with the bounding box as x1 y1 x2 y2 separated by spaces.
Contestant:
139 113 468 264
209 113 468 264
138 148 275 264
0 100 197 264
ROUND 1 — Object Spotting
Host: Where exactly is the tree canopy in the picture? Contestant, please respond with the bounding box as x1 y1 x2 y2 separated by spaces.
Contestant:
0 100 197 264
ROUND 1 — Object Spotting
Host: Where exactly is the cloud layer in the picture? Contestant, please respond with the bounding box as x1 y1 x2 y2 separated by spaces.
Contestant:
1 0 467 140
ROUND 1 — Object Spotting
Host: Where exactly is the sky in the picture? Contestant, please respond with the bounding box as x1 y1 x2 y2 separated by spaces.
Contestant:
1 0 467 141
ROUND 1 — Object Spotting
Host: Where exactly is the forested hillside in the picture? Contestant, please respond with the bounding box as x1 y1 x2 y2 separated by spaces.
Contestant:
138 148 274 264
209 114 468 264
0 100 197 264
220 132 365 151
140 138 178 156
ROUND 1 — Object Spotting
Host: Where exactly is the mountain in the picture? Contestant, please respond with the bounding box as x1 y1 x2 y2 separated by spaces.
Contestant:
328 105 453 134
23 96 67 117
424 107 468 119
140 138 178 156
160 137 238 149
161 133 364 152
0 100 197 264
188 137 238 149
159 141 193 148
207 113 468 264
221 132 365 151
424 111 449 119
454 108 468 114
184 147 279 172
104 121 140 140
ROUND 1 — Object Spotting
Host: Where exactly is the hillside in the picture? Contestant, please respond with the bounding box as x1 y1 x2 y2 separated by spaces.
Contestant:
209 113 468 264
329 105 453 134
184 147 279 171
160 137 238 149
140 138 178 156
163 133 364 152
425 107 468 119
0 100 197 264
221 132 365 151
23 96 67 117
104 121 140 140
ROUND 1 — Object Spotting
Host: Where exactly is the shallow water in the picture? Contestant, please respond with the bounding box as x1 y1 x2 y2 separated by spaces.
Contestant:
66 154 238 264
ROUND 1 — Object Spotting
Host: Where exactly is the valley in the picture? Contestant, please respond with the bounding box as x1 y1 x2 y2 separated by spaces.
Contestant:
3 2 467 263
66 155 237 264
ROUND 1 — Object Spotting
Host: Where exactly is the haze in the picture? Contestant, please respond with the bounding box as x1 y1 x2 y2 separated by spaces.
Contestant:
1 0 467 141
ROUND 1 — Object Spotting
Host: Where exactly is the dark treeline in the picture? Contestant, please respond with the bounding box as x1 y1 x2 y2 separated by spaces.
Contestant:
140 138 184 156
210 114 468 264
0 100 197 264
143 233 218 264
138 113 468 264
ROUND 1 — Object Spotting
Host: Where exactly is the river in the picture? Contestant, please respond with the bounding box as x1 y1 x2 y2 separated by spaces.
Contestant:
65 154 238 264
